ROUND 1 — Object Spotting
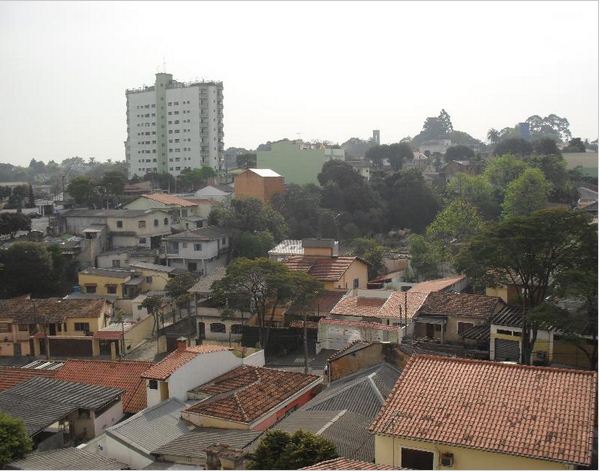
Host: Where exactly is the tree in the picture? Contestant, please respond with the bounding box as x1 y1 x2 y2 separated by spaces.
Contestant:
408 234 441 281
528 154 575 203
412 109 454 145
248 430 337 470
501 168 551 219
271 184 322 239
0 242 55 298
236 153 257 169
483 155 528 197
0 412 32 466
211 258 310 350
5 185 28 209
177 167 217 192
446 173 499 219
237 231 275 259
563 137 586 153
493 138 533 157
101 171 127 196
0 213 31 239
455 209 593 364
318 160 364 189
166 272 199 320
26 184 35 208
366 143 414 171
487 128 500 144
350 238 384 279
426 200 483 263
445 145 474 162
532 138 561 156
67 176 96 206
526 114 571 142
141 295 164 337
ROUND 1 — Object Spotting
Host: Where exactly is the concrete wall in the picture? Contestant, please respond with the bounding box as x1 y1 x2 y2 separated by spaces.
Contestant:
374 434 571 470
257 142 327 185
335 260 369 290
328 343 383 381
85 432 154 469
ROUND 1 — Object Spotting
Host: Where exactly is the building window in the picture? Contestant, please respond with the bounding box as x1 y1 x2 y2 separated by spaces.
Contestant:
18 324 29 332
154 219 159 227
0 323 10 333
116 220 123 228
139 237 147 244
222 237 226 245
457 322 474 335
164 218 169 225
149 380 158 390
146 276 153 283
194 243 202 251
85 284 97 294
106 285 117 295
138 220 146 228
353 278 359 289
112 260 121 268
74 322 90 332
210 323 226 333
188 262 197 272
231 324 243 335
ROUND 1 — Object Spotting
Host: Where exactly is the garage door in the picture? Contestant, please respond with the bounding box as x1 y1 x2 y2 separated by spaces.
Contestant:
49 338 93 357
495 338 520 362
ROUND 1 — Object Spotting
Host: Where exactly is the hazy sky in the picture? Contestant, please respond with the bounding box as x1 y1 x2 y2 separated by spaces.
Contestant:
0 1 597 165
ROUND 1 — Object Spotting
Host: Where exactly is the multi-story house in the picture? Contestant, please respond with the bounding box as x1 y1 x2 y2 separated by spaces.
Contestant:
0 297 112 358
162 226 230 274
123 193 205 230
125 72 224 179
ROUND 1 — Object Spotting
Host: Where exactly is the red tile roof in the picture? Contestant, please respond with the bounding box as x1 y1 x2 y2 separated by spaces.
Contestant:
302 458 394 470
416 292 502 320
321 318 399 332
370 355 596 466
408 275 466 293
55 359 153 413
141 193 197 207
0 367 58 391
141 345 231 381
331 291 428 320
185 366 320 424
283 256 363 282
0 298 107 323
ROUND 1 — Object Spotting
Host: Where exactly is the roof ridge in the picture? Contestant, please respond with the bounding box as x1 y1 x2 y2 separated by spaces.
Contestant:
233 391 249 422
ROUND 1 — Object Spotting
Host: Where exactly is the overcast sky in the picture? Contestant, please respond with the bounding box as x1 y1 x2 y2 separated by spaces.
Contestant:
0 1 597 165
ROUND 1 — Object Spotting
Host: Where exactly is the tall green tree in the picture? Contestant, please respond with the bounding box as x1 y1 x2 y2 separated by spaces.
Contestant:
350 238 384 279
67 176 97 206
0 412 32 466
446 173 499 219
483 155 528 196
493 138 533 157
236 153 257 169
141 295 165 337
408 234 441 281
445 145 475 162
0 242 55 298
456 209 594 364
501 168 551 218
248 430 337 470
0 213 31 239
366 143 414 171
166 272 199 320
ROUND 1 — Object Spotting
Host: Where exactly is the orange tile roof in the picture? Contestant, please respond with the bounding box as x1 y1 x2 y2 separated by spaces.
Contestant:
408 275 466 293
302 458 394 470
417 292 502 320
141 345 231 381
141 193 197 207
370 355 597 466
55 359 153 413
0 298 107 323
0 367 58 391
283 256 362 281
185 366 320 424
330 291 428 320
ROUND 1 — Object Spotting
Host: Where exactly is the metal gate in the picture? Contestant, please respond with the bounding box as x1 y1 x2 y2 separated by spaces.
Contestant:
494 338 520 362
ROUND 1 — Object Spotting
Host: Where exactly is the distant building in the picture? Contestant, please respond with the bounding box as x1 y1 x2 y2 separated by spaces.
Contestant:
125 72 224 179
420 138 451 156
234 168 285 203
372 130 380 145
257 141 345 185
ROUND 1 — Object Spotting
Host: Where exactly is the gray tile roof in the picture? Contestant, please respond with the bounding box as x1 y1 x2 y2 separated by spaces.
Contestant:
8 448 128 470
267 363 401 463
0 392 76 435
79 267 134 279
63 209 168 218
163 226 230 241
5 377 124 411
106 398 190 454
128 262 178 273
152 428 261 459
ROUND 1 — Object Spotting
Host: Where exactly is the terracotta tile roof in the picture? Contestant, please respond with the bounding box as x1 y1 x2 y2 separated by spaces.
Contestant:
408 275 466 293
141 345 231 381
0 298 107 323
55 359 153 413
185 366 320 424
331 291 427 320
0 367 58 392
93 331 124 340
302 458 394 470
321 318 399 332
286 290 346 317
416 292 502 320
283 256 362 282
141 193 197 207
370 355 596 466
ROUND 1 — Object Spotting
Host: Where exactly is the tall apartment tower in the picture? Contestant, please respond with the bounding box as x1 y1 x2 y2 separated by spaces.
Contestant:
372 130 380 145
125 72 224 179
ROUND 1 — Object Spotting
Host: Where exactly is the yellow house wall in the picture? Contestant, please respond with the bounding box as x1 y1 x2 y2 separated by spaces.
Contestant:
490 332 552 363
65 316 104 335
122 315 154 352
304 247 334 257
78 273 127 297
336 261 369 290
375 435 572 470
138 269 170 291
553 339 594 369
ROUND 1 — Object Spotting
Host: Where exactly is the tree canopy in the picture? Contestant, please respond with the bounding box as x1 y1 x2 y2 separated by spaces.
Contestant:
0 412 32 466
445 145 475 162
493 138 533 157
501 168 551 219
366 143 414 171
248 430 337 470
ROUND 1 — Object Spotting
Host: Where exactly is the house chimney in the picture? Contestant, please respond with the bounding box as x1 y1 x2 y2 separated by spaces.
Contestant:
176 337 188 352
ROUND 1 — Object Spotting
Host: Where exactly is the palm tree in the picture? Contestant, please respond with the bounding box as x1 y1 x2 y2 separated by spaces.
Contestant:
487 128 500 144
